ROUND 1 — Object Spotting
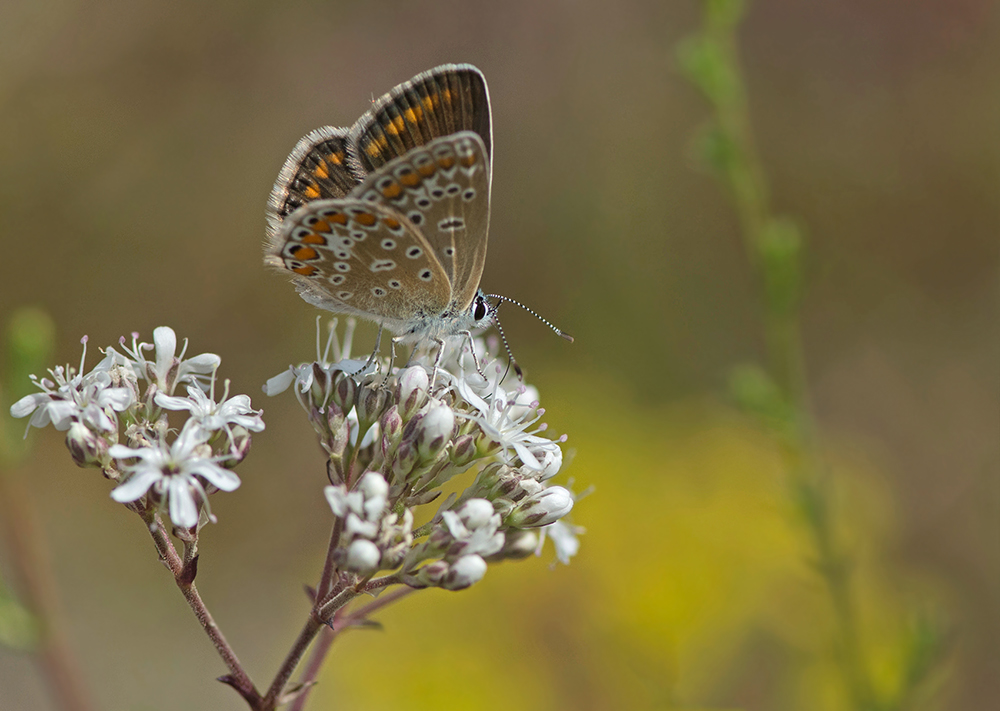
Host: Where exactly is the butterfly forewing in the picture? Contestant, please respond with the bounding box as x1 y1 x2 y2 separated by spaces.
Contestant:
266 127 362 241
351 64 492 175
267 198 453 329
352 132 490 312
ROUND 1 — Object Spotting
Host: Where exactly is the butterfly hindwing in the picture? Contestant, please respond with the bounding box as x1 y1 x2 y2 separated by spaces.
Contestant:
266 198 452 330
351 131 491 312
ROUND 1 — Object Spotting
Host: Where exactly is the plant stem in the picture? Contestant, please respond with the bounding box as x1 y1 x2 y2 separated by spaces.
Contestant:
141 512 260 706
287 587 417 711
695 6 879 709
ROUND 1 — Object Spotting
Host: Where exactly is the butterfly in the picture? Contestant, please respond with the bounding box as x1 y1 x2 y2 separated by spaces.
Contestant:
265 64 501 349
266 64 571 373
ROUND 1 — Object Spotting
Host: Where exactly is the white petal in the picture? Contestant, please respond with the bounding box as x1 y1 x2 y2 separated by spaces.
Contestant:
10 393 49 418
111 469 161 502
153 392 195 412
168 478 199 528
152 327 177 373
191 461 240 492
264 369 295 396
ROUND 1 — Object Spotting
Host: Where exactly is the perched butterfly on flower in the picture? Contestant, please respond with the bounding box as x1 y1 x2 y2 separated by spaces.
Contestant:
265 64 571 368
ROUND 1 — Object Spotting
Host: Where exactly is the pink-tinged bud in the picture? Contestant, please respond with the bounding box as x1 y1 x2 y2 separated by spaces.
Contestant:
416 404 454 461
490 529 538 561
392 441 418 480
407 560 450 589
380 405 403 442
357 386 388 427
508 486 574 528
332 373 357 411
450 434 477 467
395 366 429 420
65 422 107 468
441 555 487 590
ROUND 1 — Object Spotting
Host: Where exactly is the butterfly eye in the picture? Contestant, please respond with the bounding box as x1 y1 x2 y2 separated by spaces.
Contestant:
473 296 490 322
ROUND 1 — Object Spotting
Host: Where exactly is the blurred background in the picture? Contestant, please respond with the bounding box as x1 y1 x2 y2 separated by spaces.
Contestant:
0 1 996 709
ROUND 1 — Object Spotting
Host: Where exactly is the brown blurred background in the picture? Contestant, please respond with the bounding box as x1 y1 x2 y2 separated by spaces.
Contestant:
0 1 997 709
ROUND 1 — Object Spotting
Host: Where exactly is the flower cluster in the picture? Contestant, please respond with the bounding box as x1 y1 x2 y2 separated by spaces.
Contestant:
266 320 581 593
10 327 264 529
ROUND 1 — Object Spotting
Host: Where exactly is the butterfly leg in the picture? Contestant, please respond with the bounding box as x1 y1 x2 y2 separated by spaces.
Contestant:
459 330 487 380
429 338 448 388
346 324 384 379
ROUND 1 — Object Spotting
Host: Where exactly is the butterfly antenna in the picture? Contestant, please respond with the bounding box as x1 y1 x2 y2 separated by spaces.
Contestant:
485 294 574 342
490 311 522 381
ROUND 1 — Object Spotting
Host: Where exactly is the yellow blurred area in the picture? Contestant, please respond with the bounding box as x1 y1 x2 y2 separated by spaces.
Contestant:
0 0 996 709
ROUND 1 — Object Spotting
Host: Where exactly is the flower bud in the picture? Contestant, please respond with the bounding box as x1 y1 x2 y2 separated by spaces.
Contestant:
332 373 357 411
508 486 574 528
490 529 539 560
416 404 454 461
526 443 562 481
450 434 477 467
395 366 429 420
65 422 108 468
356 386 389 428
407 560 449 589
441 555 487 591
221 425 252 467
380 405 403 444
455 498 495 530
392 441 418 481
344 539 381 573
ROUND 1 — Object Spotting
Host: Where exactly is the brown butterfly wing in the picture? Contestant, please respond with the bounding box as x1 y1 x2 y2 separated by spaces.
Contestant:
349 64 492 175
266 127 361 243
265 198 452 332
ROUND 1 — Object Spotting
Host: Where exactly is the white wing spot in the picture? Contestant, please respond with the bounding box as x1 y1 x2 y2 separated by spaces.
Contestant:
371 259 396 272
438 217 465 231
419 269 434 282
446 183 461 196
462 188 476 201
337 291 353 300
381 238 396 250
406 246 423 259
371 287 387 297
329 274 346 285
334 262 350 273
387 279 402 289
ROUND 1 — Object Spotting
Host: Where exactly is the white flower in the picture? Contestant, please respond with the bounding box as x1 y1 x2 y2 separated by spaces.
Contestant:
154 383 264 438
440 499 504 558
109 420 240 528
10 338 134 433
451 371 562 475
120 327 220 394
542 520 582 565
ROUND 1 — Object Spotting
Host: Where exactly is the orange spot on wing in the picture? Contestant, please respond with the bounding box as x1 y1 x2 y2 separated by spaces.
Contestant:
404 106 423 124
382 217 400 230
301 232 327 245
417 162 436 177
326 151 344 165
381 182 403 199
303 184 320 199
313 163 329 179
290 245 319 261
328 212 348 225
292 264 318 276
437 156 456 170
399 171 421 187
354 212 377 227
460 152 477 167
